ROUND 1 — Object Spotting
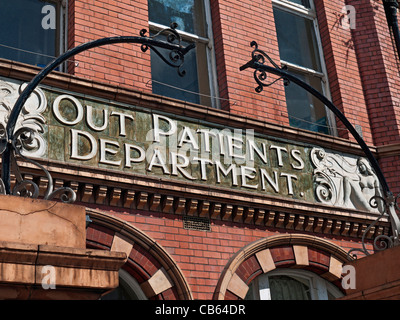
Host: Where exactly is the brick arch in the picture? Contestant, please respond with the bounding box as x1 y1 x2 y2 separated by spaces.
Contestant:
214 234 350 300
85 208 193 300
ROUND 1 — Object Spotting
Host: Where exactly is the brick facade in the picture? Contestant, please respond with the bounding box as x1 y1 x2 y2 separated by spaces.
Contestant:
84 204 374 300
1 0 399 300
68 0 151 91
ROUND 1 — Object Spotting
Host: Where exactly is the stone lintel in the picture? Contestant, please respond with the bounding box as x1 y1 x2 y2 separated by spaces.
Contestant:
0 241 126 300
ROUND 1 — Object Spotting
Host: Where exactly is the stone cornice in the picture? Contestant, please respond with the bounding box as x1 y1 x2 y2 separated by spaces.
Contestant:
13 158 390 242
376 142 400 158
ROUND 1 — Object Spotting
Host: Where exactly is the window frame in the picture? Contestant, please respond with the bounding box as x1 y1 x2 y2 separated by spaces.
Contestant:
59 0 68 71
247 269 344 300
0 0 67 70
147 0 220 108
272 0 337 136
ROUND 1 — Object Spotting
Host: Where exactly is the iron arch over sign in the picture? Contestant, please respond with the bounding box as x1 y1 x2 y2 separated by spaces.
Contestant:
0 24 195 204
240 42 400 257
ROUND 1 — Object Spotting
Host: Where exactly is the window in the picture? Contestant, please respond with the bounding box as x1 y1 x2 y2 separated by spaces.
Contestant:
0 0 65 68
148 0 218 108
101 269 148 300
273 0 336 135
245 269 343 300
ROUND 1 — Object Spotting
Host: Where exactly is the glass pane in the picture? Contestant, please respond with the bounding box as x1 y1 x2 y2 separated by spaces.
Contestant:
287 0 311 8
148 0 205 36
0 0 57 67
151 38 200 105
101 286 134 300
284 70 331 134
244 282 256 300
274 7 321 71
101 277 141 300
269 275 311 300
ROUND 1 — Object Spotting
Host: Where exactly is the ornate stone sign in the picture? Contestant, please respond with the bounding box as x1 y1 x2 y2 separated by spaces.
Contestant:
1 77 381 212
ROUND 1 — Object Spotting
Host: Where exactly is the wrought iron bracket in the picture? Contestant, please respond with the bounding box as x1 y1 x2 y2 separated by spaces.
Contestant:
0 23 195 204
240 41 400 258
240 41 290 92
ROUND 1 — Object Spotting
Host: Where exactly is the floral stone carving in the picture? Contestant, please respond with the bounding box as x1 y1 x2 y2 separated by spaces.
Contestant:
0 78 47 158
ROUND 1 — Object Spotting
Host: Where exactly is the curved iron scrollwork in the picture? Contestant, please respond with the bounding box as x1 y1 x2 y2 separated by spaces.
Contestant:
240 41 400 259
0 24 195 203
11 127 76 202
140 23 195 77
347 195 399 259
240 41 289 93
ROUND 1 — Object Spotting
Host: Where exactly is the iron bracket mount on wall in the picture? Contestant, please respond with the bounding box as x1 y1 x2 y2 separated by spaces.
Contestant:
240 41 400 258
0 23 194 204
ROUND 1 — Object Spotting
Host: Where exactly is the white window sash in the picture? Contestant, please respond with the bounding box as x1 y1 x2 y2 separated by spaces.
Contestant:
148 21 210 45
272 0 316 19
255 269 344 300
148 1 220 108
273 0 338 135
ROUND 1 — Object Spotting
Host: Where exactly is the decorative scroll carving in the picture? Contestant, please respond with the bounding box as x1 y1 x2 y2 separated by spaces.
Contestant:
186 199 198 216
0 79 76 203
233 206 244 222
149 194 162 211
123 190 135 208
110 188 122 206
244 208 254 224
95 186 108 205
0 79 47 158
311 147 383 212
174 198 186 215
136 192 149 210
222 205 233 221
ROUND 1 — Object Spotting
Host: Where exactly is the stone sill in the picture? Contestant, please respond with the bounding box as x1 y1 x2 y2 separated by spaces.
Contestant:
0 241 126 300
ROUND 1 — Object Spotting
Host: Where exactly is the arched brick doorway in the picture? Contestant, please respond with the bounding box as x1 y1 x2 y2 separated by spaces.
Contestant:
85 208 193 300
214 234 350 300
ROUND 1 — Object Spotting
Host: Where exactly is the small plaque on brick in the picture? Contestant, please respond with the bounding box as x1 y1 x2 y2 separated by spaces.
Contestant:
183 216 211 232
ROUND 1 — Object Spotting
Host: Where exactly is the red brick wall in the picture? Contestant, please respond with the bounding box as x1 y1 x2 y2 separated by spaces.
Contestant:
211 0 289 124
66 0 400 146
68 0 151 92
347 0 400 146
315 0 373 144
69 0 289 123
64 0 397 299
98 209 370 300
342 0 400 193
66 0 400 145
